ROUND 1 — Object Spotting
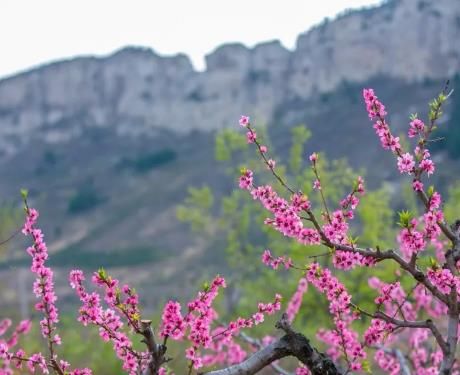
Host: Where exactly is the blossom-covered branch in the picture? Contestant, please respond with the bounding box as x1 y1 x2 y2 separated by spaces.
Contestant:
237 85 460 374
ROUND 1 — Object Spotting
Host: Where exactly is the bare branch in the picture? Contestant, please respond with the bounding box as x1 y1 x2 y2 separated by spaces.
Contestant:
238 331 293 375
374 312 448 354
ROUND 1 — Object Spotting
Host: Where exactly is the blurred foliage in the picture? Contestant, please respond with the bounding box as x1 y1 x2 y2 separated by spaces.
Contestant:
68 186 105 214
0 246 165 271
444 182 460 223
0 202 23 258
177 186 214 234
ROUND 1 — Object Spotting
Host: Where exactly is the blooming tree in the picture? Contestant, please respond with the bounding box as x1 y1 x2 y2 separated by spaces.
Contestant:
1 86 460 374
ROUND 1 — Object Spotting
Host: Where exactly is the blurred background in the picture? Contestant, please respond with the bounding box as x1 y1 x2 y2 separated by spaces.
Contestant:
0 0 459 372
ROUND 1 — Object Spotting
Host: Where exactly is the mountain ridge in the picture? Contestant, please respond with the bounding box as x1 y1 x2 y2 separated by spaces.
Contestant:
0 0 458 159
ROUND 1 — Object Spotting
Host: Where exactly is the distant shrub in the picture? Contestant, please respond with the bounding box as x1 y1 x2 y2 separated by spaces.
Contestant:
116 149 177 173
67 187 105 214
187 90 204 102
43 150 57 165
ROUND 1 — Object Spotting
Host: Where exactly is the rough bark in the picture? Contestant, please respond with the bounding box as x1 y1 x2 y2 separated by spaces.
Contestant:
202 314 342 375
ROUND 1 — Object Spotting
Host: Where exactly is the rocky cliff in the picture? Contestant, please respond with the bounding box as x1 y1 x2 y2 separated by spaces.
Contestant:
0 0 458 157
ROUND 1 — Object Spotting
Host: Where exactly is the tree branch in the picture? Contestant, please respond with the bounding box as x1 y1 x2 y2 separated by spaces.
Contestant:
201 314 342 375
329 243 449 306
238 331 292 375
140 320 168 375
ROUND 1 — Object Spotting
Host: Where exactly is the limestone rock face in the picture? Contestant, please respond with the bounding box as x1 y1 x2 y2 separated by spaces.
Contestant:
0 0 458 156
289 0 460 99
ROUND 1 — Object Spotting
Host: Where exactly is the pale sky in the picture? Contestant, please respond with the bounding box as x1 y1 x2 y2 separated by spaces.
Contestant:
0 0 382 78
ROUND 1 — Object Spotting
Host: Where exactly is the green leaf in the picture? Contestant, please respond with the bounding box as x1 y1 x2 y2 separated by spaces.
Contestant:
20 188 28 200
97 267 107 280
427 185 435 197
429 257 439 269
361 360 372 373
397 210 412 228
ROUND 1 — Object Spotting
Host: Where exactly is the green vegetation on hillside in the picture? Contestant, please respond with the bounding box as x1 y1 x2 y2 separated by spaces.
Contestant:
116 149 177 173
68 186 106 214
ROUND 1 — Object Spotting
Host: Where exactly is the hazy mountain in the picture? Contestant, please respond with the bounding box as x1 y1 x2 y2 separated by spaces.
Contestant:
0 0 459 309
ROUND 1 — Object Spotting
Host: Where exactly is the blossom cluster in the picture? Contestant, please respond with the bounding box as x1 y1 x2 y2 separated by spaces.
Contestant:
248 184 321 245
306 263 365 370
160 275 226 369
0 319 32 374
160 275 281 370
363 88 446 260
261 249 293 270
397 192 443 258
286 278 308 323
69 269 144 374
363 89 437 179
1 206 95 375
22 208 60 347
427 267 460 298
363 88 401 154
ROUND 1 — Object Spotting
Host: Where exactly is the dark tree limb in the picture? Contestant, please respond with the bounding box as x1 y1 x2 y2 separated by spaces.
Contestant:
201 314 342 375
140 320 168 375
238 330 293 374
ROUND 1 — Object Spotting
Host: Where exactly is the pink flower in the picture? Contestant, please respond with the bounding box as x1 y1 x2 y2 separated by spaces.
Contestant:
267 159 276 169
238 169 253 190
412 180 423 191
246 130 256 144
309 153 318 162
261 250 272 265
397 153 415 174
364 319 394 345
408 118 425 138
420 158 435 176
239 115 250 127
0 343 8 359
296 367 310 375
261 249 293 270
252 313 264 325
356 176 365 194
429 191 442 211
363 88 387 119
259 145 267 153
313 179 321 190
